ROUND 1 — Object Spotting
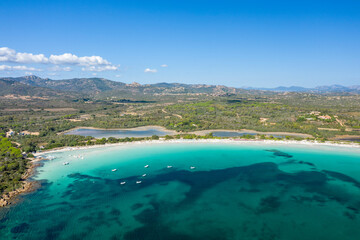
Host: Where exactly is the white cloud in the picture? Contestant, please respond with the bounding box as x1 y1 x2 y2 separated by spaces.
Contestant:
0 65 41 71
49 53 111 66
81 65 118 72
144 68 157 73
0 47 14 61
0 47 115 67
49 66 72 72
25 72 33 75
12 65 40 71
0 47 48 63
115 74 122 78
160 64 168 67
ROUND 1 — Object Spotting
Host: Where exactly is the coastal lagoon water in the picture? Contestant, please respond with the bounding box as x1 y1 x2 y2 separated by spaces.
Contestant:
64 128 301 139
64 127 174 138
1 142 360 240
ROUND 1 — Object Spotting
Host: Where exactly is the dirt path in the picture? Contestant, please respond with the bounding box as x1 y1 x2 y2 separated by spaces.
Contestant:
162 109 183 119
335 116 345 127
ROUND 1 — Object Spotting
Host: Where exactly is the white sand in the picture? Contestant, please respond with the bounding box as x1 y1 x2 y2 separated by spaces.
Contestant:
35 138 360 157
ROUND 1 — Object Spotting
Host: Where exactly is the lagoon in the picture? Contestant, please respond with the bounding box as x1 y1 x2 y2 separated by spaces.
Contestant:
64 127 310 140
1 141 360 240
63 126 175 139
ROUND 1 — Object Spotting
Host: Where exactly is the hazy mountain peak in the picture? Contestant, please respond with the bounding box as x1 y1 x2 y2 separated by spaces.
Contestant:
126 82 142 87
1 76 360 96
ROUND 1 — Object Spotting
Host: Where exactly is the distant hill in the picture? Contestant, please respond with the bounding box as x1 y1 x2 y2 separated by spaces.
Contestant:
0 78 75 98
0 75 126 94
245 85 360 94
1 76 359 98
0 76 248 97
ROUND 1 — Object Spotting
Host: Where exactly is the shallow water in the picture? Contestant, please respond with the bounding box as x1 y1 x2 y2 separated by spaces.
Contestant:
1 142 360 240
64 127 173 138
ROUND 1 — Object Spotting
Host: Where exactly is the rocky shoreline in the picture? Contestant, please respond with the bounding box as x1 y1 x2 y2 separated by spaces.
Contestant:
0 161 41 208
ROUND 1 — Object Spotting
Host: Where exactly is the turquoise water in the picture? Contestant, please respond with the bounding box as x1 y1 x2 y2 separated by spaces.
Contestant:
64 128 173 138
1 142 360 240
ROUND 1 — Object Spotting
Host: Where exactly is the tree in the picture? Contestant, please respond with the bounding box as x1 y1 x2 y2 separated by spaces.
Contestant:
151 135 159 140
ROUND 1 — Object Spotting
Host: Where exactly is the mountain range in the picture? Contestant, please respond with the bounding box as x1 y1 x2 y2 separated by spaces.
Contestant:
0 75 243 98
0 75 359 98
245 85 360 93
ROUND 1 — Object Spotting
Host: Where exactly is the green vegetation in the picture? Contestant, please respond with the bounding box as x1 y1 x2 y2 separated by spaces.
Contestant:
1 93 360 152
0 136 29 195
0 75 359 204
1 80 360 197
0 76 359 154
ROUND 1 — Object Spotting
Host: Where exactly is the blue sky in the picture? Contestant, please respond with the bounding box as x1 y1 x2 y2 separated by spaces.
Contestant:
1 0 359 87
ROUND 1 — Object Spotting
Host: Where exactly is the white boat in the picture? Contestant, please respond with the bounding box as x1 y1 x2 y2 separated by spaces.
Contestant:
190 166 196 170
63 162 69 165
142 174 147 177
136 181 142 184
120 181 126 185
144 165 149 168
167 165 173 168
112 169 117 172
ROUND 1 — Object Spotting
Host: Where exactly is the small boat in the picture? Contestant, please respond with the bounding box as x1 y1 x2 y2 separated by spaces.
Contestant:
112 169 117 172
120 181 126 185
136 181 142 184
190 166 196 170
167 166 173 169
144 165 149 168
63 162 69 165
142 174 147 177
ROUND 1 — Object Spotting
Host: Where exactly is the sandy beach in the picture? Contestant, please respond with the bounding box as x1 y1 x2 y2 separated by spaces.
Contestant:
36 138 360 157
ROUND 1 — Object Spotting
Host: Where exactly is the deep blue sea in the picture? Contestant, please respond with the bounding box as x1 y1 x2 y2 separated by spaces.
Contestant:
1 142 360 240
